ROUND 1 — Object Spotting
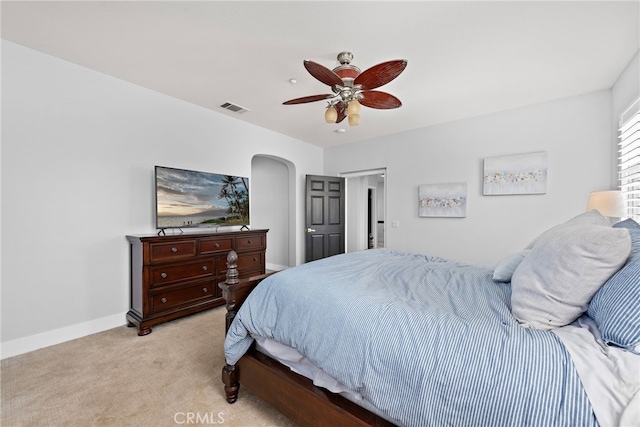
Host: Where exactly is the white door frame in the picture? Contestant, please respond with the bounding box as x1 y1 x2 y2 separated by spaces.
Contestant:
339 168 386 252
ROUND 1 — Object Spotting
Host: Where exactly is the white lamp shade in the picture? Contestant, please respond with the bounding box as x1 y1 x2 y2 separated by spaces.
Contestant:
586 190 625 217
348 114 360 126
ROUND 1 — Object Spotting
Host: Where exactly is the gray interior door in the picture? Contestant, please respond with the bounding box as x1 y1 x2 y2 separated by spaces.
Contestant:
305 175 345 262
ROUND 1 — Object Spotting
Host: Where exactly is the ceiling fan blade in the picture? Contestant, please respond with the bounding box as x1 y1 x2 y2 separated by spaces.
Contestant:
304 60 344 87
283 94 334 105
354 60 408 90
360 91 403 109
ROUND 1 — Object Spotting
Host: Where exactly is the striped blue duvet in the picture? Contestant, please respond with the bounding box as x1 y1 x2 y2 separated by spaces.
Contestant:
224 249 597 427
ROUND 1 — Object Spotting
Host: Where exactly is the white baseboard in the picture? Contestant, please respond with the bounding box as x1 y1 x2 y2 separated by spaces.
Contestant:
266 262 288 272
1 265 289 360
1 312 127 360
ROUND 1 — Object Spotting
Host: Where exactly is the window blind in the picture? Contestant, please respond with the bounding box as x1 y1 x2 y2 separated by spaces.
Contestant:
619 98 640 221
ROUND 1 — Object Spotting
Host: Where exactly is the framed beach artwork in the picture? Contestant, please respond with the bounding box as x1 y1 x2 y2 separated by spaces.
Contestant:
419 182 467 218
483 152 548 195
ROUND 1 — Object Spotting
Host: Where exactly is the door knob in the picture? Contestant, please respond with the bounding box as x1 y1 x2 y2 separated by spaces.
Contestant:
306 228 316 233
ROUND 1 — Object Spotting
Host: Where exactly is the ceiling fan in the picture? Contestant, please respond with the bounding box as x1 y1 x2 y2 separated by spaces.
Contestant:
283 52 408 126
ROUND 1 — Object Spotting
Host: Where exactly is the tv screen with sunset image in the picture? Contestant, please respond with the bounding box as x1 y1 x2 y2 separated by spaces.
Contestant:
155 166 249 230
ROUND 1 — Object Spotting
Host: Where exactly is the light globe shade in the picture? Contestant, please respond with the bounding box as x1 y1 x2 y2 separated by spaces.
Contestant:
586 190 625 218
324 106 338 123
348 114 360 126
347 100 361 116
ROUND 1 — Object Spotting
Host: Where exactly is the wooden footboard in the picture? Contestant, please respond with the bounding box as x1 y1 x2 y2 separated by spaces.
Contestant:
218 251 396 427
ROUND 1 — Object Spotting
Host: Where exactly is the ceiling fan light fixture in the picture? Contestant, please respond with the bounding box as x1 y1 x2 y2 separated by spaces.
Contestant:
283 52 407 127
325 106 338 123
347 99 361 116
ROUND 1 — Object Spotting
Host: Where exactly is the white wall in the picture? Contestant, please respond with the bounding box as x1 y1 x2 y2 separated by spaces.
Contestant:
324 90 614 265
1 41 323 357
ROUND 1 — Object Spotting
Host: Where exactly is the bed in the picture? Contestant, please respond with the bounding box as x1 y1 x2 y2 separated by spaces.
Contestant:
219 210 640 426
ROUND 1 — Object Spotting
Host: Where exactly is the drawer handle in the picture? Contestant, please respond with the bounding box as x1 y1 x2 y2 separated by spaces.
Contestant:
253 257 258 262
161 297 167 303
214 243 220 248
161 272 168 279
247 240 252 244
202 266 208 271
171 247 178 253
202 288 208 293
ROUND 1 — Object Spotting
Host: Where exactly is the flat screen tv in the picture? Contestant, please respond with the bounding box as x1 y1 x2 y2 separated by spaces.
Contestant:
155 165 249 231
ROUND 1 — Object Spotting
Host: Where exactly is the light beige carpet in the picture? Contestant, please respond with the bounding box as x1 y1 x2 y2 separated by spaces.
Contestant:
1 307 295 426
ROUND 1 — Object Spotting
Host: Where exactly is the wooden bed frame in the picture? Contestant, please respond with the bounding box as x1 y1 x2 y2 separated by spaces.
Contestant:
218 251 395 427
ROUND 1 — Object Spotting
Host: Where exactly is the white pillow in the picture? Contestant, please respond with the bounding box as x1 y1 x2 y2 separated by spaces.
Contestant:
493 250 530 282
511 210 631 330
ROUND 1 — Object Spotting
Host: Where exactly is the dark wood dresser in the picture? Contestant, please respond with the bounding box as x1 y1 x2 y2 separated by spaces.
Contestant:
126 229 268 335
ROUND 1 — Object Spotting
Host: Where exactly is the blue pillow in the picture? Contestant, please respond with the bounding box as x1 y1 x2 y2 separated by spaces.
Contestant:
615 218 640 230
588 218 640 352
614 218 640 257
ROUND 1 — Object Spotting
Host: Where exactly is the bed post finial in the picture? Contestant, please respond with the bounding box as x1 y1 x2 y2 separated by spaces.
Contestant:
226 250 239 285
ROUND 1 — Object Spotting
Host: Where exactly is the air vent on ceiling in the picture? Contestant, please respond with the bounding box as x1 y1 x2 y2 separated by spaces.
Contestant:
220 102 251 114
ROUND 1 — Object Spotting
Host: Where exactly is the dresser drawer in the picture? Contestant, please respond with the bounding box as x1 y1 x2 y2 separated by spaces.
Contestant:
199 237 233 254
150 281 214 313
150 260 214 287
235 234 266 251
149 240 196 262
218 251 264 274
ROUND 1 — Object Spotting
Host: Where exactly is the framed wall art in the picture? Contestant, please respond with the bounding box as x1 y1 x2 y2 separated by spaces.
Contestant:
483 152 547 195
419 182 467 218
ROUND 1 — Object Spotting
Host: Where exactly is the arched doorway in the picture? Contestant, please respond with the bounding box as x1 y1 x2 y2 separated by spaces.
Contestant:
251 155 296 270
